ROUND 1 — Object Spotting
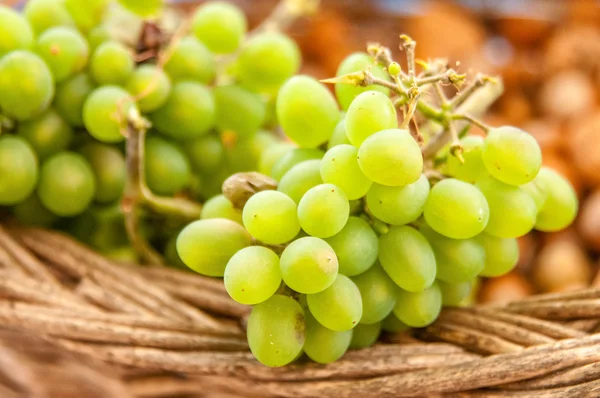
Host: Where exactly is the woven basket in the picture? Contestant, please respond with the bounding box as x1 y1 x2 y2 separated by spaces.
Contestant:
1 223 599 398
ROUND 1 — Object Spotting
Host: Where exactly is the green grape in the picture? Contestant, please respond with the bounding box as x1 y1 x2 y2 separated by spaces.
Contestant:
68 203 127 251
37 152 95 216
150 81 216 140
80 142 126 204
378 226 436 292
349 322 381 349
126 65 171 113
521 179 547 211
304 312 352 364
280 237 338 294
352 264 397 324
271 148 323 181
476 233 519 278
0 136 38 205
0 50 54 121
117 0 163 17
476 175 536 238
421 226 485 283
89 41 133 85
224 246 281 305
382 313 409 333
276 75 340 148
87 25 110 51
335 52 390 110
55 73 95 127
482 126 542 186
445 136 487 183
192 1 247 54
278 160 322 204
345 91 397 146
24 0 75 36
358 129 422 187
214 85 266 137
307 274 362 331
0 6 34 57
201 194 242 224
259 142 295 176
163 36 215 84
533 168 578 232
238 32 300 92
320 144 372 200
35 26 88 83
298 184 349 238
176 219 251 276
65 0 110 32
17 109 73 161
225 131 278 173
424 178 489 239
366 174 429 225
438 280 472 307
324 216 378 276
186 135 224 174
393 282 442 328
13 194 57 227
247 295 305 367
328 117 351 149
242 190 300 244
145 135 191 196
83 85 136 143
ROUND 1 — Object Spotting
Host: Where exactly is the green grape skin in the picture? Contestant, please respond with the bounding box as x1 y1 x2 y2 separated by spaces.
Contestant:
320 144 372 200
238 32 300 92
393 282 442 328
145 135 191 196
12 194 57 227
445 135 487 183
324 216 378 277
0 6 34 57
424 178 489 239
439 280 472 307
242 190 300 245
475 175 536 238
482 126 542 186
0 136 38 205
214 85 266 138
328 117 351 149
176 219 251 277
307 274 362 331
35 26 88 83
87 26 110 52
201 194 243 225
475 233 519 278
89 41 134 85
192 1 247 54
345 91 397 146
335 53 390 110
278 160 322 204
80 142 126 204
247 295 305 367
150 81 216 140
303 312 352 364
83 85 136 143
64 0 110 32
24 0 75 36
185 135 224 174
298 184 349 238
378 226 436 292
521 179 547 211
259 142 295 176
17 108 73 161
54 73 95 127
280 237 338 294
117 0 163 17
163 36 215 84
0 50 54 121
349 322 381 350
126 65 171 113
352 264 397 324
37 152 96 216
224 246 281 305
225 131 276 173
366 174 429 226
271 148 324 181
276 75 340 148
382 313 409 333
533 168 578 232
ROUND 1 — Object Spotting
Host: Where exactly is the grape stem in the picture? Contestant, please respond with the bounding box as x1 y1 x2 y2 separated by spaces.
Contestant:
452 113 492 133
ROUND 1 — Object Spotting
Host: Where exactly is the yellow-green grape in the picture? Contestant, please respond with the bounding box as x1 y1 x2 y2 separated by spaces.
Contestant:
247 295 305 367
37 152 96 216
280 237 338 294
476 233 519 278
192 1 247 54
201 194 242 225
521 178 547 211
345 91 397 146
0 50 54 121
0 6 34 57
126 65 171 113
35 26 88 83
533 168 579 232
438 280 472 307
186 135 225 174
87 25 110 52
163 36 215 84
17 109 73 161
388 62 401 76
298 184 349 238
378 226 436 292
83 85 136 143
224 246 281 305
352 264 397 324
445 136 487 183
335 52 390 110
276 75 340 148
145 135 191 196
278 160 322 204
24 0 75 36
393 282 442 328
242 190 300 245
349 322 381 350
117 0 163 17
366 174 429 226
176 219 251 277
214 85 266 138
307 274 362 331
328 117 351 149
321 144 372 200
13 194 57 227
0 136 38 205
225 131 278 173
65 0 110 32
382 313 409 333
259 142 295 176
271 148 324 181
54 73 95 127
325 216 378 276
303 312 352 364
424 178 489 239
90 41 134 85
80 142 126 204
482 126 542 186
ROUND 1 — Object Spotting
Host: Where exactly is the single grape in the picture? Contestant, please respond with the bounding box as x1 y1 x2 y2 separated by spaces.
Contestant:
35 26 88 83
12 194 57 227
381 313 409 333
476 233 519 277
242 190 300 244
176 219 251 277
201 194 243 224
393 282 442 328
24 0 75 36
0 6 34 57
482 126 542 186
533 168 578 232
163 36 215 84
378 226 436 292
145 135 191 196
87 25 110 51
225 131 277 172
55 73 95 127
80 142 126 204
192 1 247 54
438 280 472 307
259 142 295 176
17 108 73 161
324 216 378 276
321 144 372 200
280 237 338 294
185 135 225 174
298 184 349 238
349 322 381 350
277 75 340 148
278 160 322 204
247 295 305 367
352 264 397 324
307 274 362 331
0 136 38 205
83 85 136 143
64 0 110 32
214 85 266 138
445 136 487 183
366 174 429 225
345 91 397 146
304 312 352 363
271 148 323 181
89 41 134 85
328 117 351 149
335 53 390 110
126 65 171 113
117 0 163 17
